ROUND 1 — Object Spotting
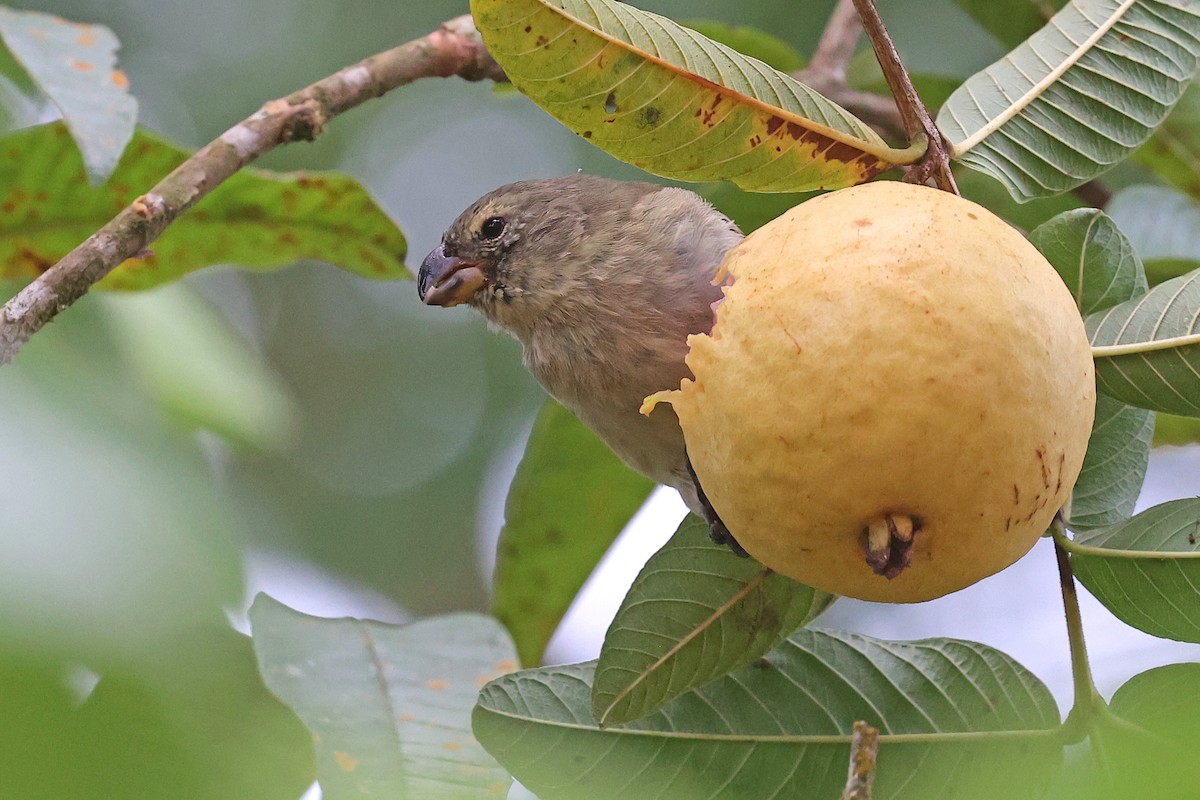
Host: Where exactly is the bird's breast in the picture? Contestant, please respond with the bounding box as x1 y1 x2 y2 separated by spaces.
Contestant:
523 328 692 490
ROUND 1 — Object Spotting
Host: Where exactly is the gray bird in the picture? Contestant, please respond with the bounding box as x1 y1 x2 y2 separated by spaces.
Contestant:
418 174 746 551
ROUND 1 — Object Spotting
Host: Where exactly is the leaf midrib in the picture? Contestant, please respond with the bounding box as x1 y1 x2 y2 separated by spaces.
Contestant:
950 0 1141 154
3 216 403 244
477 704 1064 743
595 569 773 727
521 0 923 164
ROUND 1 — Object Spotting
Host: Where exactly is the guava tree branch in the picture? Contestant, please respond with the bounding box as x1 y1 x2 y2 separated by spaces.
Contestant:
841 720 879 800
849 0 958 193
0 15 505 366
795 0 905 142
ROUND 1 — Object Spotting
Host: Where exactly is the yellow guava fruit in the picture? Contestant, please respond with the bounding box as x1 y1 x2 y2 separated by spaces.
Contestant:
645 181 1095 603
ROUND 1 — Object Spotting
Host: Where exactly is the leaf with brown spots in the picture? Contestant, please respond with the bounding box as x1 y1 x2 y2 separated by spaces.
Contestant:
471 0 921 192
250 595 516 799
0 123 408 289
0 7 136 184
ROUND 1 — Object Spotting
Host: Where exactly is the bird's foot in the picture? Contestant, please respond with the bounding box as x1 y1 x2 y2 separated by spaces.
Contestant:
707 515 750 558
685 449 750 558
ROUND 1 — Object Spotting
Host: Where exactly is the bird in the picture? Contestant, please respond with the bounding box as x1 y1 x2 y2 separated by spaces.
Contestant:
417 174 748 553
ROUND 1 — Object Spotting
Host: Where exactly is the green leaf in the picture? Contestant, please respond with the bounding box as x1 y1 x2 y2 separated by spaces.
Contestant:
952 0 1066 48
0 656 85 799
591 515 833 727
0 295 242 663
3 637 315 800
1087 269 1200 416
1106 184 1200 286
938 0 1200 202
101 285 298 450
0 7 136 184
476 630 1062 800
0 47 42 132
250 596 516 799
471 0 922 193
1131 83 1200 200
493 401 654 667
1029 209 1147 315
1067 394 1153 530
1101 664 1200 796
1111 663 1200 741
75 628 316 800
1028 210 1153 528
0 28 32 88
1151 411 1200 445
698 182 817 234
0 122 408 289
1042 666 1200 799
1064 499 1200 641
955 168 1083 232
681 21 804 73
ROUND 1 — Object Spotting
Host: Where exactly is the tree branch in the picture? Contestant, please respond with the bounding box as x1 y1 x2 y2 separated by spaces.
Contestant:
795 0 904 141
0 15 505 366
849 0 958 193
806 0 862 80
842 720 880 800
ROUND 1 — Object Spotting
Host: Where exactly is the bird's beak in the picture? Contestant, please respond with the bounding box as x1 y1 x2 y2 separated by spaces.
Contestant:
418 244 487 307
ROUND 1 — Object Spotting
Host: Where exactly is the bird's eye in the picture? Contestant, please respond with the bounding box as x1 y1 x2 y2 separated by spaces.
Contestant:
480 216 506 241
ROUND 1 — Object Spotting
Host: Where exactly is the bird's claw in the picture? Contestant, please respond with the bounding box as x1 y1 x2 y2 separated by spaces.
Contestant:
685 449 750 558
707 516 750 558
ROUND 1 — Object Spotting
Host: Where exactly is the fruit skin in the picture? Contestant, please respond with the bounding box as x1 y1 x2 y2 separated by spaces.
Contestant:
645 182 1096 603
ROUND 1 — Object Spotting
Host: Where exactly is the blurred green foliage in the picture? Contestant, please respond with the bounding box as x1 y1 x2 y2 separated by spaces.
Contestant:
0 0 1162 796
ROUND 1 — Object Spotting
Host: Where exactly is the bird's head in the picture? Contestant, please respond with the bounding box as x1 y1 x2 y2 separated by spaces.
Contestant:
417 183 529 309
419 175 739 350
417 177 669 332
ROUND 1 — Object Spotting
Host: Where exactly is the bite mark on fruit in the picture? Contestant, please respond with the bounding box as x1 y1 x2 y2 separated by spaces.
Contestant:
710 297 724 329
864 513 921 579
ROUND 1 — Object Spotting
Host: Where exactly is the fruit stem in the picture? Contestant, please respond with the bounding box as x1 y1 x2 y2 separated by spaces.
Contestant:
1052 519 1104 743
849 0 959 194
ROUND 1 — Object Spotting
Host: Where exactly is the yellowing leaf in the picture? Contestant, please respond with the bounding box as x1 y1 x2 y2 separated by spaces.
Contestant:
0 123 408 290
471 0 921 192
